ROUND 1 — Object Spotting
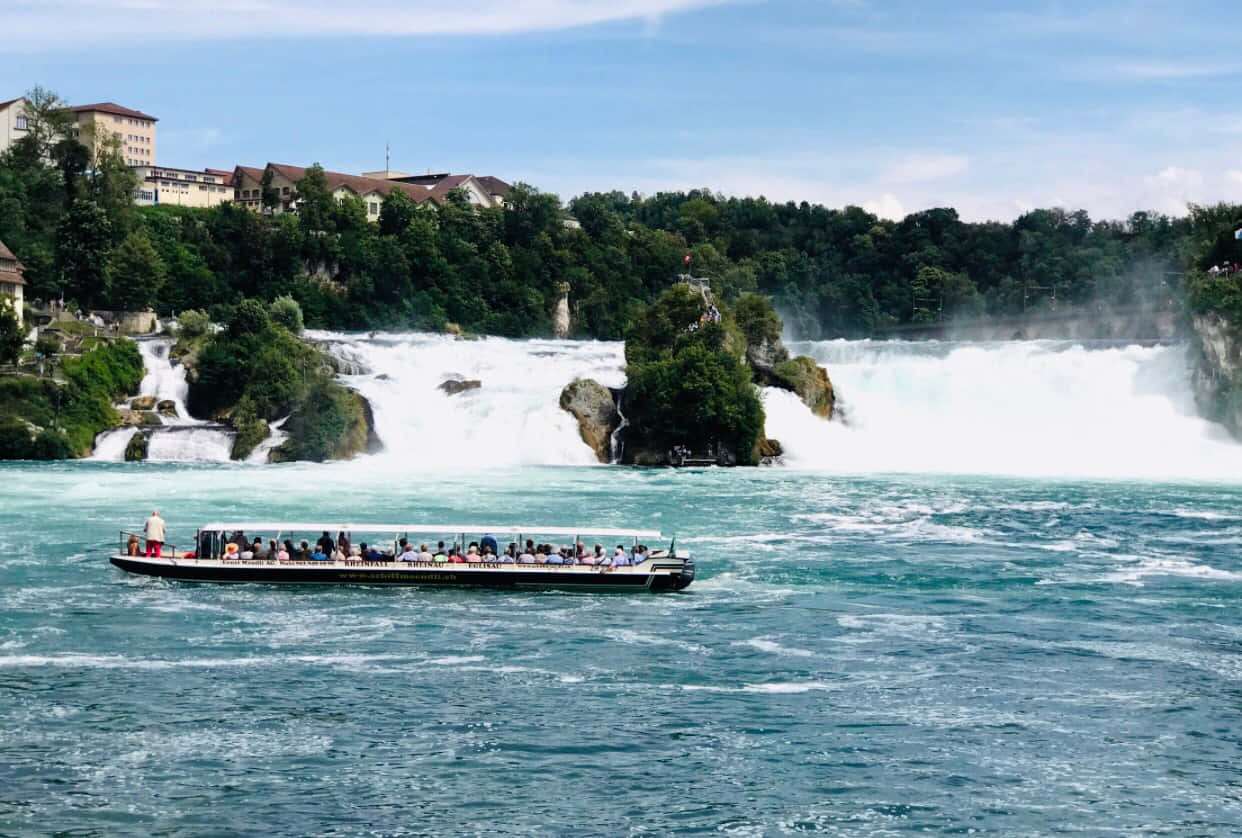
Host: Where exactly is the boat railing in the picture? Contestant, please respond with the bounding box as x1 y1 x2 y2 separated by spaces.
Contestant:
118 530 176 557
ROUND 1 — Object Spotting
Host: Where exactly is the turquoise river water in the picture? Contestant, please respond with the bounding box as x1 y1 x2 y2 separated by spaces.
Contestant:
4 336 1242 834
3 463 1242 834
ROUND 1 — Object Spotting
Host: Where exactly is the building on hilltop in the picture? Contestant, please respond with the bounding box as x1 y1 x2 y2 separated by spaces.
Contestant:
0 98 29 156
72 102 157 166
233 163 437 220
132 165 233 208
0 239 25 314
368 170 512 209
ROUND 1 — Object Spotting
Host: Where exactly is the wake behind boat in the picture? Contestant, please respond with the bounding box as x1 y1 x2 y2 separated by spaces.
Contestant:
110 521 695 592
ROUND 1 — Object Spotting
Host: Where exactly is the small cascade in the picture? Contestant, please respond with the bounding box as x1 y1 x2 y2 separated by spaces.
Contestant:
609 392 629 464
146 426 234 463
91 428 139 462
246 416 290 464
92 338 237 463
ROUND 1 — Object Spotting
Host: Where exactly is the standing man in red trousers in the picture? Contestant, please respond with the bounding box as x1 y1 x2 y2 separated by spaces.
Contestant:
144 509 165 558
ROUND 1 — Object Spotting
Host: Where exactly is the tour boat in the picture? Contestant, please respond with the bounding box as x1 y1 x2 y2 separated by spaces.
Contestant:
110 521 695 592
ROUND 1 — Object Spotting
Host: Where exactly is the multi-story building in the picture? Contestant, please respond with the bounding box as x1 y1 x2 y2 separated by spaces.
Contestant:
0 98 29 156
0 239 25 314
72 102 158 166
132 165 232 208
233 163 436 220
365 170 511 208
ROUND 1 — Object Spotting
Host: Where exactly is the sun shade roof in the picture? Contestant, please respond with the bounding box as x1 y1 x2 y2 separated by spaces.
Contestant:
198 523 664 539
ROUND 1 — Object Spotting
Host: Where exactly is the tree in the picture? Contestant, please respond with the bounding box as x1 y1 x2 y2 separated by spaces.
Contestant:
106 230 166 310
0 308 23 364
56 199 112 307
260 168 280 212
269 295 304 334
378 188 415 237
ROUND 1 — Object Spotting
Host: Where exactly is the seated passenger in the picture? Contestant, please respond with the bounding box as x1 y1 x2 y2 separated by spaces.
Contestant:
517 548 536 564
309 546 329 561
466 546 483 564
433 549 449 563
127 534 140 556
498 548 515 564
349 545 362 558
579 550 597 566
362 543 383 562
224 542 239 559
418 544 432 562
611 545 631 567
545 550 564 565
575 541 587 560
240 547 255 560
252 538 270 561
276 543 290 561
330 546 346 561
299 540 312 561
398 544 419 562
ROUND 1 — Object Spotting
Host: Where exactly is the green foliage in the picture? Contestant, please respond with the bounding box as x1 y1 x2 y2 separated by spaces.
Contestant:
269 295 304 334
0 338 142 459
56 199 112 308
176 308 210 339
281 379 363 462
105 229 166 309
622 284 765 464
34 332 60 357
0 308 23 364
733 292 783 347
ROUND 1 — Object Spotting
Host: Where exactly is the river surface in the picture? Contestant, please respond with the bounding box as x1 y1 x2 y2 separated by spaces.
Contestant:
4 336 1242 834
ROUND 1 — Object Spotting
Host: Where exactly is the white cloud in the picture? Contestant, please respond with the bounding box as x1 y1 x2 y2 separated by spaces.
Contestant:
881 154 969 184
5 0 735 49
861 193 904 220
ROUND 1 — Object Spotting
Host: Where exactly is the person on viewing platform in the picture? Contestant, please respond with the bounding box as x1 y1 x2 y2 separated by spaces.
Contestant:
316 531 334 556
144 510 165 558
419 544 432 562
310 545 329 561
398 544 418 562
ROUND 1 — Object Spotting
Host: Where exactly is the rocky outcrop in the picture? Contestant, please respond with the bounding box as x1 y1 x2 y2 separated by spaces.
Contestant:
130 395 157 411
124 431 148 462
1192 313 1242 438
559 378 620 463
157 399 178 418
765 356 835 420
440 378 481 395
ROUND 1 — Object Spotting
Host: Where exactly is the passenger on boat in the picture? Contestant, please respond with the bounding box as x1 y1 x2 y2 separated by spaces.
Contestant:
276 541 290 561
517 546 535 563
419 544 432 562
283 539 296 560
144 510 165 558
449 549 466 564
525 539 536 555
466 546 483 563
252 538 270 560
316 531 334 556
127 533 140 556
310 545 330 561
398 544 419 562
299 540 311 561
337 532 351 556
610 545 631 567
362 543 383 562
480 533 499 556
330 545 346 561
225 542 239 559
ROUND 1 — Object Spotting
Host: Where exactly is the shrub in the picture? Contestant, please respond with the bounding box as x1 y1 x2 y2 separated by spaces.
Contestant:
0 308 23 365
177 309 211 339
269 295 304 334
34 333 61 357
733 292 783 348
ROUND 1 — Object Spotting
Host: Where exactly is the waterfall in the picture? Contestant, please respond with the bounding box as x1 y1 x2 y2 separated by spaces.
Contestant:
315 331 625 468
246 416 290 464
765 339 1242 479
91 338 235 462
609 391 629 464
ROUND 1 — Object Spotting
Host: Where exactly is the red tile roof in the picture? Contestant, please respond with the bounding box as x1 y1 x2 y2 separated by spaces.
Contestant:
266 163 436 203
72 102 158 122
477 175 511 197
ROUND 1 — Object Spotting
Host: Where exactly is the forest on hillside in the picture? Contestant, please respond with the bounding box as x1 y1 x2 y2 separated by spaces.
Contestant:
2 86 1235 341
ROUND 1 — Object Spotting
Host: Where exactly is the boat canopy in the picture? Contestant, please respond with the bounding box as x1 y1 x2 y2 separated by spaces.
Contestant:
197 522 665 539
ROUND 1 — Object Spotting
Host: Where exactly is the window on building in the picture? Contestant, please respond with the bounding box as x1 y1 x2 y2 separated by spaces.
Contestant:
282 186 290 194
242 190 250 198
369 202 379 215
15 115 27 130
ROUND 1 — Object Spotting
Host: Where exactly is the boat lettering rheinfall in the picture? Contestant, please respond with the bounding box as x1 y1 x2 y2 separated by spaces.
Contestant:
110 521 695 592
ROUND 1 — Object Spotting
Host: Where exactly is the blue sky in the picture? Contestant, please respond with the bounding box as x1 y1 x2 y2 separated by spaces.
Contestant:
5 0 1241 221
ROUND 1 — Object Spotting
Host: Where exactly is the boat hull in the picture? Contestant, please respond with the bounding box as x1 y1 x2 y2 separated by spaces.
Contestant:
109 555 694 592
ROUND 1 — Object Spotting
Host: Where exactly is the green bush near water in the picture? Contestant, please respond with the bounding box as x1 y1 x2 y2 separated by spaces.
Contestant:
0 338 142 459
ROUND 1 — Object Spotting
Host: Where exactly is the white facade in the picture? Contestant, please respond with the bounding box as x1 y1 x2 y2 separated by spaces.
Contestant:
0 98 29 156
133 166 232 208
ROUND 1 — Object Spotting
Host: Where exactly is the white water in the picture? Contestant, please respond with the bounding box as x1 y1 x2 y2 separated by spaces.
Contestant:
771 339 1242 479
316 332 625 468
317 331 1242 481
246 416 289 464
92 339 234 463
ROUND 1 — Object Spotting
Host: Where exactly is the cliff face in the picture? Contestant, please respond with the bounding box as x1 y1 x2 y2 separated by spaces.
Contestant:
1192 313 1242 438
